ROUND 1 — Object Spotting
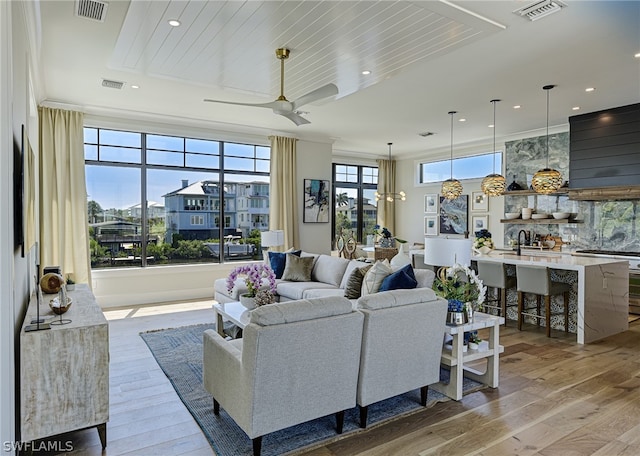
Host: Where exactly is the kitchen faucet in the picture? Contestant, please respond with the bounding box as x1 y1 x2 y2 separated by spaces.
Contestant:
517 229 529 256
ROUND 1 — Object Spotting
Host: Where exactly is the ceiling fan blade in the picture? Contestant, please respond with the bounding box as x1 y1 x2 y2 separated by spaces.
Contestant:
280 111 311 126
292 83 338 110
203 98 280 109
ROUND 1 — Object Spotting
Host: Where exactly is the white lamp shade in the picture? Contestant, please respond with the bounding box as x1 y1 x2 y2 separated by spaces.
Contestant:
424 237 472 268
260 230 284 248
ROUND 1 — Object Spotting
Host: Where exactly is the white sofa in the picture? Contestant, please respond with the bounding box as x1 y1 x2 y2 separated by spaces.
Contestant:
203 297 364 456
213 253 436 304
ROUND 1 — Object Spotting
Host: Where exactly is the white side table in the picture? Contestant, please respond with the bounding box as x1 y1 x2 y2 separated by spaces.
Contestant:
213 301 250 337
431 312 505 401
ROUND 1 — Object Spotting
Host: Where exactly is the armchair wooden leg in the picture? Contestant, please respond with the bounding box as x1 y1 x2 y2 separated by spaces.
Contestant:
213 398 220 415
420 385 428 406
252 436 262 456
336 410 346 433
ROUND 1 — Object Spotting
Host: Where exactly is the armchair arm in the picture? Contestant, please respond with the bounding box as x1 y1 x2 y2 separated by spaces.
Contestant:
202 329 245 405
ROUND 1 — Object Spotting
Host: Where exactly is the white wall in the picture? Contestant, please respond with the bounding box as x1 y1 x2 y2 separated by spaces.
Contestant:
395 150 505 247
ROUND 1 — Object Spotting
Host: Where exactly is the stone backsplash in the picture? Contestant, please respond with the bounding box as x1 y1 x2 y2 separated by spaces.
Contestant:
504 132 639 251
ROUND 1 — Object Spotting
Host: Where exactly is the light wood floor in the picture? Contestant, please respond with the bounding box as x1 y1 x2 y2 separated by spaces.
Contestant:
45 302 640 456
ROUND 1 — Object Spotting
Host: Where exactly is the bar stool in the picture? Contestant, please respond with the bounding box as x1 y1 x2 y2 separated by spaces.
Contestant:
516 264 570 337
477 261 517 324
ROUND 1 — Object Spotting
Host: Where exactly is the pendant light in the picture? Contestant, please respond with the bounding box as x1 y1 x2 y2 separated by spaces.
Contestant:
532 84 563 194
481 99 506 196
441 111 463 200
374 142 406 202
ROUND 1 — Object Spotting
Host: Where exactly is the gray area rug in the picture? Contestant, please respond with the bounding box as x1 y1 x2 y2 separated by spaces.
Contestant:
140 323 485 456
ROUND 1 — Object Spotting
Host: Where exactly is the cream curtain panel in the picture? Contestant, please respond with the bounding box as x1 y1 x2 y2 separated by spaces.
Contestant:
38 107 91 285
376 158 396 235
268 135 299 250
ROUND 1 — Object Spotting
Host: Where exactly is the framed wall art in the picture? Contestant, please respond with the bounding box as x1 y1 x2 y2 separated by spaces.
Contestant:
471 191 489 212
471 215 489 232
424 216 438 236
439 194 468 235
303 179 330 223
424 194 438 214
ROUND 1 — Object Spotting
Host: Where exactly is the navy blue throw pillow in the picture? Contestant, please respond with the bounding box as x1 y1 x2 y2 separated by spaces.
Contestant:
269 250 301 279
379 264 418 292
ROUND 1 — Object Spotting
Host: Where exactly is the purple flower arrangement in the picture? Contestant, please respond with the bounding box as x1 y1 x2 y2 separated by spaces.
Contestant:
226 263 277 297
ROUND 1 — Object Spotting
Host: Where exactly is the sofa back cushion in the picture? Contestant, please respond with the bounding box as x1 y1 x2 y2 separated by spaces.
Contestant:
268 250 301 279
343 265 372 299
311 255 350 287
339 260 371 289
357 287 439 310
281 255 314 282
361 259 393 296
378 264 418 292
414 268 436 288
250 296 354 326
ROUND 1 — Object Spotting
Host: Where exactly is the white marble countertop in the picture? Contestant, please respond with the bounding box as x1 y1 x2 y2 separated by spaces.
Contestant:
472 251 629 270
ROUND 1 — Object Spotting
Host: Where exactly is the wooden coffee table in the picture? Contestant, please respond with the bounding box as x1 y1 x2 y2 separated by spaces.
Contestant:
212 301 251 337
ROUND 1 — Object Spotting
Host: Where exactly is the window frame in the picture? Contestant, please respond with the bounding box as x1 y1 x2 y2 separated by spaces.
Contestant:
418 151 503 184
332 163 378 245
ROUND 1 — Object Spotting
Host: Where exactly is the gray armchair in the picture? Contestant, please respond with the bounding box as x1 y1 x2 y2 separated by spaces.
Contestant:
203 296 364 456
355 288 447 427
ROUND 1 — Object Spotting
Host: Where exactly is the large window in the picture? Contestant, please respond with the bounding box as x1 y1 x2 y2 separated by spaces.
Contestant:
419 152 502 183
333 164 378 245
85 128 270 268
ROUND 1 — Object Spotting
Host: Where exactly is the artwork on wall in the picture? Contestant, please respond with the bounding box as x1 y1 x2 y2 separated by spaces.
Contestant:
303 179 330 223
13 125 25 256
439 195 468 235
471 191 488 212
424 194 438 214
424 216 438 236
472 215 489 232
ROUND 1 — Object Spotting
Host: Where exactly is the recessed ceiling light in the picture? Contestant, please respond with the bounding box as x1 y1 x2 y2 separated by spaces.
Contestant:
459 118 466 122
635 52 640 58
513 105 521 109
168 19 181 27
361 70 371 75
488 124 494 128
572 106 580 111
131 85 139 89
585 87 595 92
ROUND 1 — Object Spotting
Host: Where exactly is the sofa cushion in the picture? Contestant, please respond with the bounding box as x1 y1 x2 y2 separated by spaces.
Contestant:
269 250 301 279
357 288 439 310
361 259 393 296
302 288 347 300
276 281 338 301
281 255 314 282
311 255 351 286
250 296 353 326
379 264 418 292
414 269 436 288
344 265 372 299
339 260 371 289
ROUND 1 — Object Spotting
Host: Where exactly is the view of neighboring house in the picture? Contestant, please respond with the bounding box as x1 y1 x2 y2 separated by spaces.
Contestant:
236 182 270 235
126 201 165 219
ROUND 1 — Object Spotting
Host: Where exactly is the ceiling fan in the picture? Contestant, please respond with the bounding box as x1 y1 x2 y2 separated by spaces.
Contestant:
204 48 338 126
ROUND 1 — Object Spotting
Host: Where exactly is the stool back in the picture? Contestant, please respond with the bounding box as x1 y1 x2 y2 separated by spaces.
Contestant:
516 264 550 295
477 261 507 289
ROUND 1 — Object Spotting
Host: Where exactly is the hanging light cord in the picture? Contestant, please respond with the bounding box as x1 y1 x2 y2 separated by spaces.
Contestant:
449 111 456 179
492 100 497 173
546 87 550 168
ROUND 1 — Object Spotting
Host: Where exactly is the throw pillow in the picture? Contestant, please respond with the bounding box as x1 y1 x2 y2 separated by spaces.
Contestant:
269 250 301 279
379 263 418 292
344 265 372 299
361 259 393 296
281 254 314 282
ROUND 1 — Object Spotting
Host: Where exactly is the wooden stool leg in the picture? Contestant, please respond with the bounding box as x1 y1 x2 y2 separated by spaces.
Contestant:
564 291 569 332
536 295 541 326
545 295 551 337
517 291 524 331
500 288 507 324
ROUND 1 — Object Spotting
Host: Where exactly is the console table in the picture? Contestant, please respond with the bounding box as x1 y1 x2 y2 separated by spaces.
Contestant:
20 284 109 447
431 312 504 401
213 301 250 337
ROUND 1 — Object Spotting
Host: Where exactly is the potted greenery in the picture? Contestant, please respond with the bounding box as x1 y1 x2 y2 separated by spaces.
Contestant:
66 274 76 291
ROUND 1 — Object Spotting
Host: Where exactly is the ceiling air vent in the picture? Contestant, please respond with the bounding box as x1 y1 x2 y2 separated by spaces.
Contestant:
514 0 566 21
101 79 124 90
75 0 108 22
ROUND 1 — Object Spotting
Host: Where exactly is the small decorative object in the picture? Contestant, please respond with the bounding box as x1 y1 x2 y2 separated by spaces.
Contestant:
507 175 522 191
434 263 487 319
227 263 277 309
473 230 494 255
50 287 72 325
390 239 410 267
254 289 275 307
465 302 474 323
66 275 75 291
447 299 467 325
49 296 72 315
375 226 396 248
468 332 481 350
40 272 64 294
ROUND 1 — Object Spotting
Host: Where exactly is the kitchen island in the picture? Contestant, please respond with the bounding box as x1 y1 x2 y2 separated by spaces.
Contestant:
473 251 629 344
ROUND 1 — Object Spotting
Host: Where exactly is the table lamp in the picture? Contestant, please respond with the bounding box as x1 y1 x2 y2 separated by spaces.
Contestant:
424 237 472 269
260 230 284 251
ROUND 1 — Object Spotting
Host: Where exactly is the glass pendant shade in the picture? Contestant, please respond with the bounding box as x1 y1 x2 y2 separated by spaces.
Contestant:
534 85 562 194
531 168 563 194
481 173 507 196
442 178 463 200
442 110 463 200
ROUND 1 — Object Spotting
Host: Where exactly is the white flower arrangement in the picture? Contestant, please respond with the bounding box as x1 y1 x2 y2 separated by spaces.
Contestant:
433 263 487 311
